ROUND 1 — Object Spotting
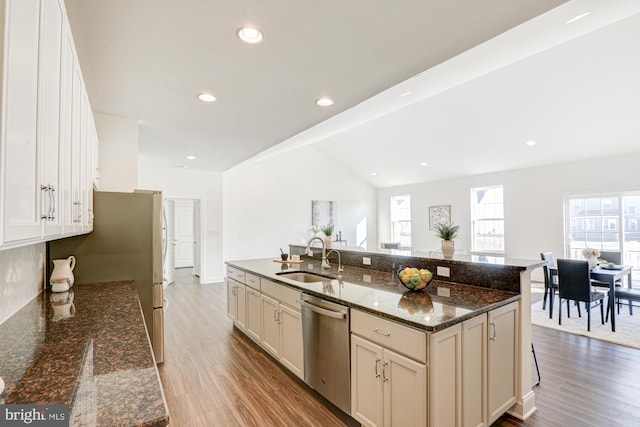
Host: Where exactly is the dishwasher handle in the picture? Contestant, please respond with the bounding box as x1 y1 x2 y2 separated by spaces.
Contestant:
299 299 346 320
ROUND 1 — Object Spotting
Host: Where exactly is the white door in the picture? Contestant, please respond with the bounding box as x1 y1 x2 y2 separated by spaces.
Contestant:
174 200 194 268
192 199 201 277
163 199 175 285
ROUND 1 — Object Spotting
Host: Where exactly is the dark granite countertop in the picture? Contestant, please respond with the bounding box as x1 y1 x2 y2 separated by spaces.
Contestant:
0 281 169 427
226 258 520 332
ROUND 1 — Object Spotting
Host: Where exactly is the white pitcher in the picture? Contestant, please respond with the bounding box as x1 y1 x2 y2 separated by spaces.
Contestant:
50 256 76 292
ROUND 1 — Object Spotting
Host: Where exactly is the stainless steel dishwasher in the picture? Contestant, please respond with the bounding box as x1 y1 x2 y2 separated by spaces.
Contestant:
300 293 351 415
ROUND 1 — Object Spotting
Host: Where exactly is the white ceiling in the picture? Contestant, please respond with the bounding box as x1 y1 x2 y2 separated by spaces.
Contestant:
65 0 640 188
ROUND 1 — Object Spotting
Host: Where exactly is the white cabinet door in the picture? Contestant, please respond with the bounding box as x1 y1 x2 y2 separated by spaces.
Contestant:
227 279 237 321
59 18 75 235
487 302 518 425
1 0 43 243
260 294 280 357
429 324 462 427
462 314 488 427
351 334 384 427
384 348 426 427
235 282 246 330
70 67 83 228
279 303 303 379
37 0 63 238
245 288 262 343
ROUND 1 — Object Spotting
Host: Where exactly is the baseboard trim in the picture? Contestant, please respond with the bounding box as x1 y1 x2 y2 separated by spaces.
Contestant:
508 390 537 420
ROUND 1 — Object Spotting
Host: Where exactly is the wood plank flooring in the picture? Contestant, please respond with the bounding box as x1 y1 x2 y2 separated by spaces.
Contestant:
159 269 640 427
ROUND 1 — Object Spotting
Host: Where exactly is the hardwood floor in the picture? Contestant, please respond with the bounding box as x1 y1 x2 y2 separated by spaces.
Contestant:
159 270 640 427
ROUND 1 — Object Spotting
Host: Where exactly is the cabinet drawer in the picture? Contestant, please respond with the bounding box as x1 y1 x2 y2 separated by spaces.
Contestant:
261 278 301 310
227 266 245 283
351 309 427 363
245 273 260 290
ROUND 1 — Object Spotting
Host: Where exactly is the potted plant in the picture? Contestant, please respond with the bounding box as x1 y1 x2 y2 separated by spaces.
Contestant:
321 224 334 248
434 223 459 258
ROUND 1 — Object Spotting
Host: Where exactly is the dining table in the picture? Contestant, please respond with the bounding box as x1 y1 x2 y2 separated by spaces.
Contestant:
590 265 634 332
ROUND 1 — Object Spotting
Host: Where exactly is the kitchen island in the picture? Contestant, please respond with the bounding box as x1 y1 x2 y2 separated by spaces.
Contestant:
227 251 543 426
0 281 169 427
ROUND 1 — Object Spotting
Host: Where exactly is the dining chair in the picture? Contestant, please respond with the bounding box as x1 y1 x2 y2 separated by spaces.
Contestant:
540 252 558 318
606 288 640 322
557 259 605 331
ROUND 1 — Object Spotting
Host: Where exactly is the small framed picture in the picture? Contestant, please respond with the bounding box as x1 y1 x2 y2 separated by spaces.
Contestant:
429 205 451 230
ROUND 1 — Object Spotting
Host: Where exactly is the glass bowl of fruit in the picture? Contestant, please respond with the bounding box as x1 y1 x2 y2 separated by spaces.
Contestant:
397 267 433 291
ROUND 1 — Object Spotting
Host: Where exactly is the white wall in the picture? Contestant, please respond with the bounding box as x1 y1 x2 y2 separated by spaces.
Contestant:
139 166 223 284
378 152 640 280
95 113 139 192
0 244 45 325
223 145 377 262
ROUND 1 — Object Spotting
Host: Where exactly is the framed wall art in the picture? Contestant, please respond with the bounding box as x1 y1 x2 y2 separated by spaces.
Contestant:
429 205 451 230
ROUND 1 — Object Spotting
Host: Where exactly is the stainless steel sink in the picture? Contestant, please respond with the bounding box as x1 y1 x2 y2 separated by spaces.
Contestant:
276 271 333 283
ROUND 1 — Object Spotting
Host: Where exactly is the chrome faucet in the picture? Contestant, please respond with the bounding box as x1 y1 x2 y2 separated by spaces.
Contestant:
326 249 344 277
305 236 330 269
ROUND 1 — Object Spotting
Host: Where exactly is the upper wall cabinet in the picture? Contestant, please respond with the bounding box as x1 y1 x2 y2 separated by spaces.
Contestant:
0 0 98 250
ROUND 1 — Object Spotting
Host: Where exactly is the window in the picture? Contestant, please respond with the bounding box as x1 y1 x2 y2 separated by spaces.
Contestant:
470 185 504 253
390 195 411 249
565 194 640 282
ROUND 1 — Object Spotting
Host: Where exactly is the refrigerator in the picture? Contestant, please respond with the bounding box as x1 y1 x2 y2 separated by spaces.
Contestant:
48 190 165 363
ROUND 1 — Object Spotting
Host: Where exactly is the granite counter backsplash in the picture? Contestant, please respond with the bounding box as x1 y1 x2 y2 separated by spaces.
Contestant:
0 281 169 427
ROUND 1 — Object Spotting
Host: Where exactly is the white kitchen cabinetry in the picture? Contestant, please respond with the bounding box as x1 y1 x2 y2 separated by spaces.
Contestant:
245 287 262 342
429 324 462 427
1 0 44 244
487 302 518 425
430 301 519 427
0 0 98 249
260 278 304 379
226 278 246 331
462 314 487 427
351 309 427 427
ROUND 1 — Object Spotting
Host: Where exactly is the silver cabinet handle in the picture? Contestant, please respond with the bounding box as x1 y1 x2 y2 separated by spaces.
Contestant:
375 357 381 378
383 361 389 382
372 328 391 337
490 321 497 341
49 184 56 220
40 185 50 220
273 309 278 322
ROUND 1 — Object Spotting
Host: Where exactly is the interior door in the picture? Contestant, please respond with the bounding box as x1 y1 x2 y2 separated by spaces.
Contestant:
174 200 194 268
192 199 201 277
164 199 175 284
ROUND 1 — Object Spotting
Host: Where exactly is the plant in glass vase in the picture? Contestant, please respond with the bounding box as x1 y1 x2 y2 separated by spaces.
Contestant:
434 223 460 258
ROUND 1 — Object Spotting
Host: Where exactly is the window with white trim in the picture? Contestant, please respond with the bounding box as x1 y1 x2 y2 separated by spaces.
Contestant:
565 194 640 283
390 195 411 249
470 185 504 253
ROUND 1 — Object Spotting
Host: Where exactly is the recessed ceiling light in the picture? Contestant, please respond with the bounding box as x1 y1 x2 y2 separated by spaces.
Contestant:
526 140 537 147
186 155 197 160
565 11 591 24
420 162 428 167
197 93 216 102
316 97 334 107
399 91 412 98
371 172 377 176
237 26 264 44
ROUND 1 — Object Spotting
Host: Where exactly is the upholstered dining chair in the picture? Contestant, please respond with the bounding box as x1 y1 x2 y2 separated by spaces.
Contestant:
540 252 558 318
557 259 605 331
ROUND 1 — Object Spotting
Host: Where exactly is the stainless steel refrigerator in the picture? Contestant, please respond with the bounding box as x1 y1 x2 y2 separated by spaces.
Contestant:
48 190 165 363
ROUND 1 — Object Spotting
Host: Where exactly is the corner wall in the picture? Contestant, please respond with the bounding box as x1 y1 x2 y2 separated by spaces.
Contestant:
94 113 139 192
223 145 377 263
